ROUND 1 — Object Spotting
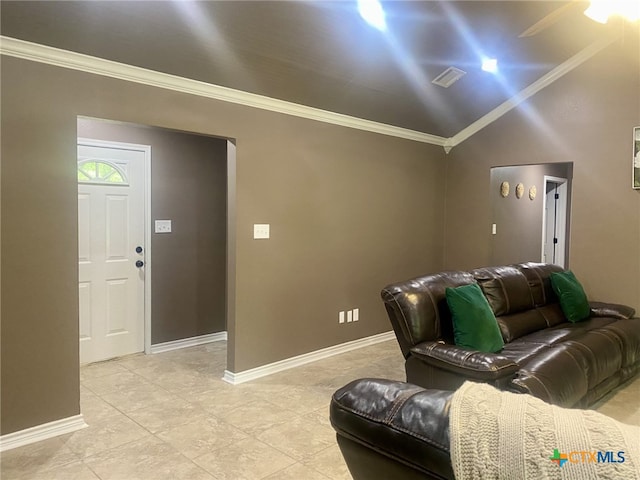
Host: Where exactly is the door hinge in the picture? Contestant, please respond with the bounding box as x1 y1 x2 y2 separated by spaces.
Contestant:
555 193 559 199
553 238 558 244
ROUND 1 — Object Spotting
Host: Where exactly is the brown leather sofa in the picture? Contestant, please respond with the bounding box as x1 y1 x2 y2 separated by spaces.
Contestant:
382 262 640 407
330 378 454 480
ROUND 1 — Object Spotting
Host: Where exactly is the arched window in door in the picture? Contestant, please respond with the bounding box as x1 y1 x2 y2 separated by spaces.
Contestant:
77 159 129 185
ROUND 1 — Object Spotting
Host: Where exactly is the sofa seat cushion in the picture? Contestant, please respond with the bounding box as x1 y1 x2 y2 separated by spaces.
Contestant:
512 326 626 406
499 342 549 365
597 318 640 368
562 333 622 389
508 317 617 348
330 378 454 480
507 326 582 347
552 316 617 332
511 345 590 406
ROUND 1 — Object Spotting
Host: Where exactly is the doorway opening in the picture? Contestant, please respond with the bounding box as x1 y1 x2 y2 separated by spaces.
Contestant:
489 163 572 267
77 116 234 367
542 176 569 267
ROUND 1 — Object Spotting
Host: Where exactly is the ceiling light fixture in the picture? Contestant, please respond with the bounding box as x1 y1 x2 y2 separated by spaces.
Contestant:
358 0 387 31
481 58 498 73
584 0 640 24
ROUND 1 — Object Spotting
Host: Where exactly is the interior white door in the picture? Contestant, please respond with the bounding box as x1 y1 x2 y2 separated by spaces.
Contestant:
554 182 567 267
542 178 568 268
543 186 557 264
78 140 146 364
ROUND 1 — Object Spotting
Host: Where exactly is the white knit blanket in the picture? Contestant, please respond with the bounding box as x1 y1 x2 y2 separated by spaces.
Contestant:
449 382 640 479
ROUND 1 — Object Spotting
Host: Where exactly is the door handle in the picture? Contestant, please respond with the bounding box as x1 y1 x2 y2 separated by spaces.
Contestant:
136 246 143 254
135 260 144 268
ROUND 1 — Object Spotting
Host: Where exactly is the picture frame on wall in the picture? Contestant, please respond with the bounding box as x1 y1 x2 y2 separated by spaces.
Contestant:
634 126 640 189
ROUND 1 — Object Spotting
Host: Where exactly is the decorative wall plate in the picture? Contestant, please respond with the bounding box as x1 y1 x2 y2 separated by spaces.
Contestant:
529 185 537 200
500 181 510 197
515 183 524 199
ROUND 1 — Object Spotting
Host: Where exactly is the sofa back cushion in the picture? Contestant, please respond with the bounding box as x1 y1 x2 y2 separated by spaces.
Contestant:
472 265 567 342
515 262 564 307
471 266 533 316
496 310 550 343
381 271 476 357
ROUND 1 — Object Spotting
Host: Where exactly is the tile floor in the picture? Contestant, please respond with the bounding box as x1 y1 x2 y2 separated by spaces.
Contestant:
2 339 639 480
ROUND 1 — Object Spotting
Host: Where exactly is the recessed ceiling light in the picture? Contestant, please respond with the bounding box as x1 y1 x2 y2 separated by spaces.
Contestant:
482 58 498 73
358 0 387 31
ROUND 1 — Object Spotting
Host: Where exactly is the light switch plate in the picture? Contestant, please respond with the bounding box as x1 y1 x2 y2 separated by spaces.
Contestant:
155 220 172 233
253 224 270 239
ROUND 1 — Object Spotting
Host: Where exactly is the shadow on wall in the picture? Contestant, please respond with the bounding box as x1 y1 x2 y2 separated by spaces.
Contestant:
490 163 573 267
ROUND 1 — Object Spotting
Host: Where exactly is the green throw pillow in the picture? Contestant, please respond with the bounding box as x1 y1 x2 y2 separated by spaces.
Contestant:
445 283 504 353
550 270 590 322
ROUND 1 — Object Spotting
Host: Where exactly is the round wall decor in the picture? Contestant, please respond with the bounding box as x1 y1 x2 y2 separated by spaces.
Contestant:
529 185 537 200
515 183 524 199
500 181 510 197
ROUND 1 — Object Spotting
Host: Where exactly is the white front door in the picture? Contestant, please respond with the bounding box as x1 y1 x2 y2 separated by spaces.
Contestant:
78 139 148 364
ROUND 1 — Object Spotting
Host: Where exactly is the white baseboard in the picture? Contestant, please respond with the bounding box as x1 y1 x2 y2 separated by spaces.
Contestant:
0 414 87 452
223 330 395 385
150 331 227 354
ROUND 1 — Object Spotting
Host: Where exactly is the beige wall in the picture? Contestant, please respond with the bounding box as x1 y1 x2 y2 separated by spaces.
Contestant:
444 38 640 309
0 57 446 434
489 163 572 266
5 33 637 438
76 119 228 344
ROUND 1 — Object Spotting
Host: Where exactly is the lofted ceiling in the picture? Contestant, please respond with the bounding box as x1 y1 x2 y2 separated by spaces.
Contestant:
0 1 635 139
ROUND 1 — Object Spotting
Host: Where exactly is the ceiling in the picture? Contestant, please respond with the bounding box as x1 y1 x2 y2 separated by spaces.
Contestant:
0 1 632 138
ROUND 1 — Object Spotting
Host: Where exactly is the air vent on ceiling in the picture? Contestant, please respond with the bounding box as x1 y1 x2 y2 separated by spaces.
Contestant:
432 67 466 88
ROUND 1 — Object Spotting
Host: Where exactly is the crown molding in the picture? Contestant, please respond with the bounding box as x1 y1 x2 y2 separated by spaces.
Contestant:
0 36 447 147
448 33 621 149
1 33 620 153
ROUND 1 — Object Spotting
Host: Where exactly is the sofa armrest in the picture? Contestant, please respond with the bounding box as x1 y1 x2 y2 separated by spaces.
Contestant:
410 341 519 381
330 378 454 480
589 301 636 319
